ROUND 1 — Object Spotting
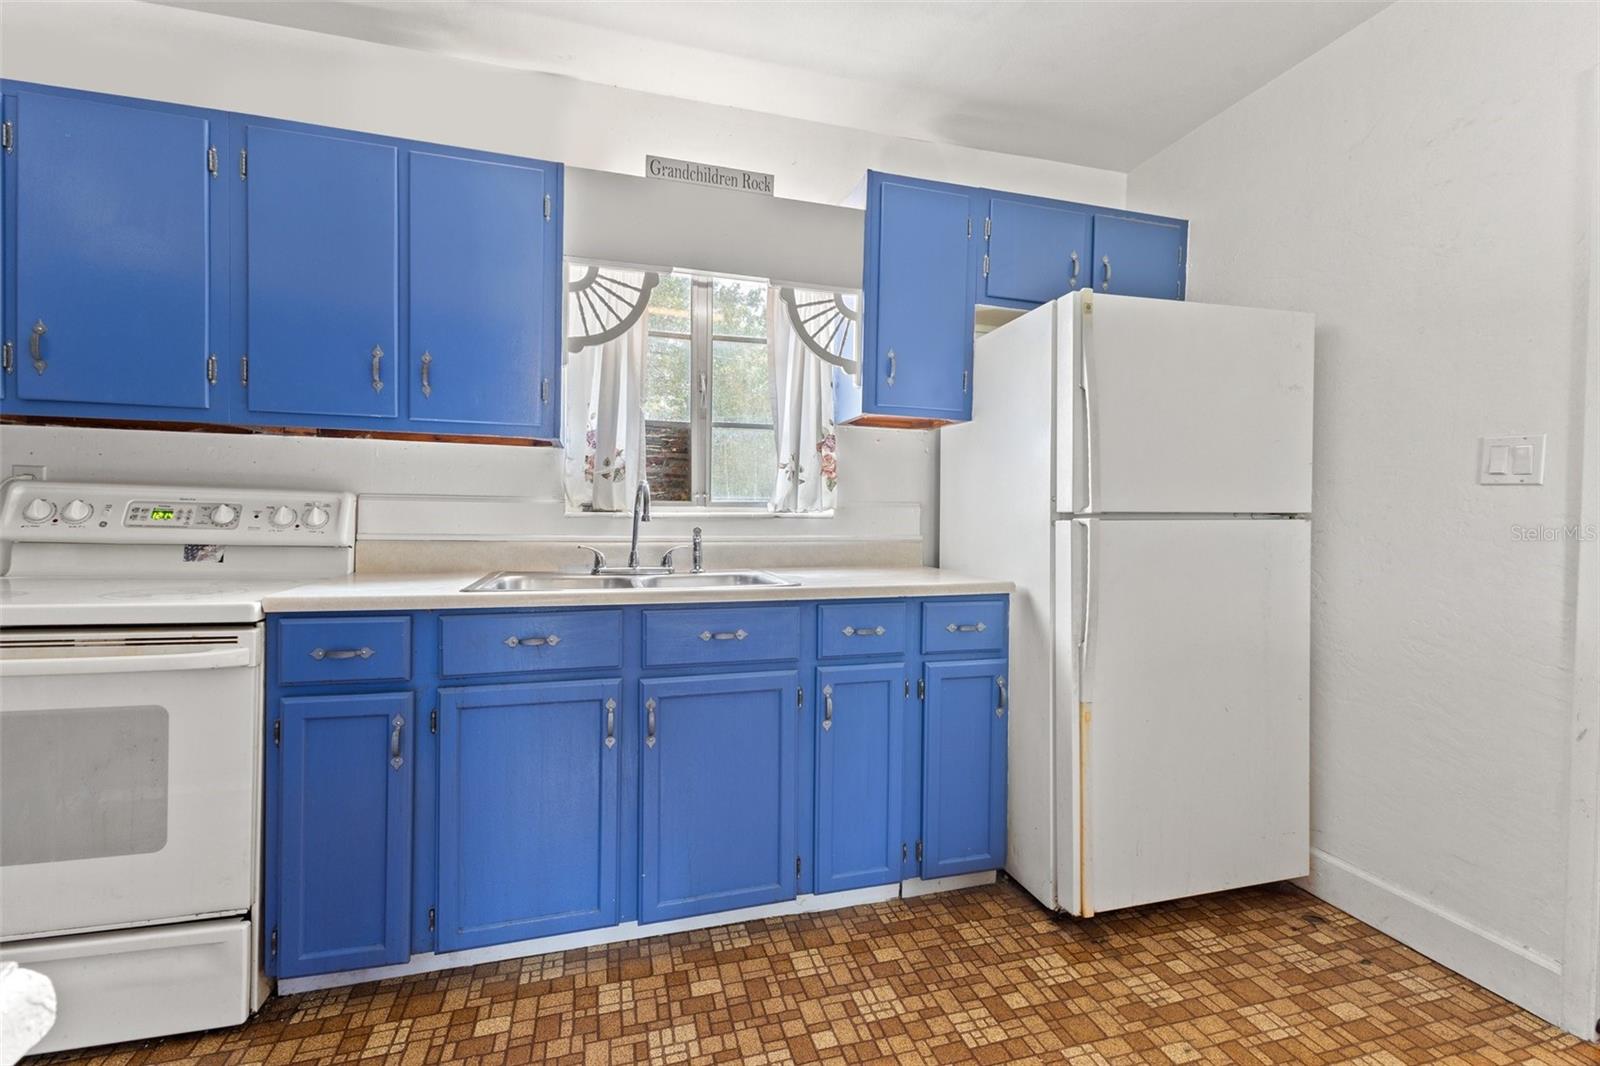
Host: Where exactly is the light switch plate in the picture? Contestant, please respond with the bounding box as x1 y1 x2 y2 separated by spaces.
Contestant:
1479 434 1545 485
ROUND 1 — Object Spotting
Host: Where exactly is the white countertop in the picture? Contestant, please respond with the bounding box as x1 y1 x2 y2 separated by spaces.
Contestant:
261 567 1012 614
0 576 302 627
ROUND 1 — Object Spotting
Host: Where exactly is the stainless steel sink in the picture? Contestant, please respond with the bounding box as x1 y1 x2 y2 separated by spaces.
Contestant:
462 572 640 592
462 569 797 592
631 571 797 589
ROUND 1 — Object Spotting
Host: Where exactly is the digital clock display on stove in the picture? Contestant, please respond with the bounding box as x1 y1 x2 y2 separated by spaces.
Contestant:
149 508 176 521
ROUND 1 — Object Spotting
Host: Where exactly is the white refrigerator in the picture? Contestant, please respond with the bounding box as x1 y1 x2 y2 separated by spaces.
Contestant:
941 290 1313 917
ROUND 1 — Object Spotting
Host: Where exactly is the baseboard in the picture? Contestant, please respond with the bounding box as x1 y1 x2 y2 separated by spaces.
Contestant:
280 882 916 994
1301 849 1564 1028
901 869 997 898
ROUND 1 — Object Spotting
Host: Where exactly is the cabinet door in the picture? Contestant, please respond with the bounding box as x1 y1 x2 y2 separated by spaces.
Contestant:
639 670 798 923
272 691 411 977
922 659 1007 877
815 663 904 893
409 150 560 438
11 90 219 413
1090 213 1186 301
856 173 977 422
983 195 1092 307
242 120 398 420
437 679 620 951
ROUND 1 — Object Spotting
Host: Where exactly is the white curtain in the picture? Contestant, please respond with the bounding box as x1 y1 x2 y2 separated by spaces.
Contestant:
562 271 648 511
767 286 838 514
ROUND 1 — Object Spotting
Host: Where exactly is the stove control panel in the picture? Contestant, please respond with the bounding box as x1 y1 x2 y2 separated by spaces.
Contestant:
1 482 357 547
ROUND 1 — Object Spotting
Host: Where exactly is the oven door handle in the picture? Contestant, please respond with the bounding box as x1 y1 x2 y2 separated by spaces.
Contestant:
0 645 254 678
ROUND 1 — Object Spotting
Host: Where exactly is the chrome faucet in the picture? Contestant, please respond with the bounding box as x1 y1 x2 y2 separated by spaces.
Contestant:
627 479 652 570
692 526 703 573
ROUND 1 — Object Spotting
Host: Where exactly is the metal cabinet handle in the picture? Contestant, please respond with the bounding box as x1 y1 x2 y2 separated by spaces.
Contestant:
371 345 385 393
841 625 886 637
945 622 988 634
699 629 747 642
822 684 834 731
420 351 432 398
541 377 552 405
1069 251 1080 288
1100 255 1111 291
885 348 896 387
604 697 616 750
389 715 405 769
504 634 561 648
29 320 46 375
996 676 1008 718
645 697 657 749
311 646 374 660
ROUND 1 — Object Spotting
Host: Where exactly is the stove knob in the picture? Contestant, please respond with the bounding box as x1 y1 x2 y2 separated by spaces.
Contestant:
21 498 55 522
211 503 238 525
61 499 93 524
267 505 296 528
302 504 330 530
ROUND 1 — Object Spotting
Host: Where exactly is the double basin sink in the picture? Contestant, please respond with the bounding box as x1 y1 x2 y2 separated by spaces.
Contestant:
463 570 799 593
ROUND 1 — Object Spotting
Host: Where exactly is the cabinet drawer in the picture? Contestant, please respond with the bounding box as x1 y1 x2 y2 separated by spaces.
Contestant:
276 616 412 685
817 602 909 659
921 599 1007 655
642 605 802 669
440 610 623 677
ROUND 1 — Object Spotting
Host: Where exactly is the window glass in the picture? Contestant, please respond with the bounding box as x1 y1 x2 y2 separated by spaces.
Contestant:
712 426 777 504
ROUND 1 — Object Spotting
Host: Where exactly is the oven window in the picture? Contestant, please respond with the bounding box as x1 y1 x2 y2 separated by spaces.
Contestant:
1 705 169 866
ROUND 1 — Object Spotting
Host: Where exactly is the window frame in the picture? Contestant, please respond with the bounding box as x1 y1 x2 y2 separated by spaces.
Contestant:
646 274 775 509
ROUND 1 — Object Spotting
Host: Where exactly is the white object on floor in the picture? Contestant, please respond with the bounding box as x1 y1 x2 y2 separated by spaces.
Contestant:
0 962 57 1065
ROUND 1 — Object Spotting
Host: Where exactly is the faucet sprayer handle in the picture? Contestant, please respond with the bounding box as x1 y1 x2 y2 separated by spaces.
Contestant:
691 527 704 574
576 544 608 574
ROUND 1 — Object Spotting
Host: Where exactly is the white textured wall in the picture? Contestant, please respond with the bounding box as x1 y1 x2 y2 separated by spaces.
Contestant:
1128 0 1598 1032
0 0 1126 561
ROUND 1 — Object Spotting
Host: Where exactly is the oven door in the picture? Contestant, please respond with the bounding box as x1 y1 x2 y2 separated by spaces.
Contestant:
0 627 261 940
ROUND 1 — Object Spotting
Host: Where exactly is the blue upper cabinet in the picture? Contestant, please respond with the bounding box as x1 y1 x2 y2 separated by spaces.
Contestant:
409 150 561 439
436 679 619 951
638 670 799 923
239 119 399 423
2 87 225 418
981 194 1092 309
1091 212 1187 300
839 172 979 428
271 690 413 978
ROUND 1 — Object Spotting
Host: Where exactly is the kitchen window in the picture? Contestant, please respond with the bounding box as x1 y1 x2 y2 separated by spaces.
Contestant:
643 274 775 506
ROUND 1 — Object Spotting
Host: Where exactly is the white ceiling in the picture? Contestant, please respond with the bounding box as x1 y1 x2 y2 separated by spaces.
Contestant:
158 0 1388 171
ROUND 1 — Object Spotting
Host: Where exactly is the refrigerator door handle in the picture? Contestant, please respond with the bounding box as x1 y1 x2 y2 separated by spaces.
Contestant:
1079 304 1096 514
1078 518 1094 693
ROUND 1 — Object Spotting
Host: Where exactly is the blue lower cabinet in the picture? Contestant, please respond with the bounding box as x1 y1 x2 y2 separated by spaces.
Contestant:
815 663 905 893
922 659 1007 878
436 679 620 950
272 691 412 977
639 670 799 923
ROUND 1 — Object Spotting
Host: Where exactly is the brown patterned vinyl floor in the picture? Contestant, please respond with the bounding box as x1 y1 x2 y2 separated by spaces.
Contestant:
36 880 1600 1065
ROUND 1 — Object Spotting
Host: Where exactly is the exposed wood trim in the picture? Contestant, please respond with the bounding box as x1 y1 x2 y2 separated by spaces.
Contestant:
843 415 953 431
0 414 553 448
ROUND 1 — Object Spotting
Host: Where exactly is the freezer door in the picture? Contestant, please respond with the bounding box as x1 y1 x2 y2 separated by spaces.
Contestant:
1065 293 1313 515
1076 518 1308 915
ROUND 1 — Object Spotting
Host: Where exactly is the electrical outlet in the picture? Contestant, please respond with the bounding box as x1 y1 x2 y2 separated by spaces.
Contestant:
8 465 45 481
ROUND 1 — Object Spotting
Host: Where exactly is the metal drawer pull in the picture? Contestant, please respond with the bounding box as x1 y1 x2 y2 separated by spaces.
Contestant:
886 348 897 386
699 629 748 642
945 622 988 634
996 675 1008 718
1068 251 1080 288
841 625 886 637
822 684 834 731
29 320 46 375
604 697 616 750
311 646 374 660
420 351 432 398
504 634 561 648
389 715 405 769
371 345 385 393
645 697 657 749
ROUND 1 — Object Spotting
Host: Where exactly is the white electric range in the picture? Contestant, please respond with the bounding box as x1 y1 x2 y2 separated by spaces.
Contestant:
0 481 355 1055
